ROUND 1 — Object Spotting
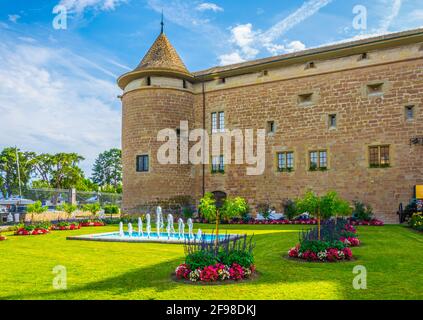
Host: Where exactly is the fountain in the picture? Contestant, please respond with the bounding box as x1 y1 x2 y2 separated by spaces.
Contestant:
166 214 176 239
146 213 151 238
138 217 143 237
178 218 185 240
187 218 194 239
119 221 124 237
156 206 164 238
197 229 202 240
68 206 240 244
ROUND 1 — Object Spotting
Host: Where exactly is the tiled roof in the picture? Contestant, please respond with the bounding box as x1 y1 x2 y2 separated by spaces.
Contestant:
135 33 190 75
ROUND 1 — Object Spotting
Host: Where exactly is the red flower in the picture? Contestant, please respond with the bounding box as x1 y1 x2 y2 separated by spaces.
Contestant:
288 247 299 257
343 247 353 259
229 263 244 280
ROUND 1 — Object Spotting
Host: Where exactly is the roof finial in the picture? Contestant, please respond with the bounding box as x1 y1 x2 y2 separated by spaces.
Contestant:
160 10 164 34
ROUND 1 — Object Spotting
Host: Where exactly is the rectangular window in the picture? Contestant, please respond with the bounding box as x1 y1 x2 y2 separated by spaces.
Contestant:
136 155 149 172
329 114 337 128
219 112 225 132
277 152 294 172
211 112 217 133
309 150 327 171
211 155 224 173
212 111 225 133
298 93 313 105
267 121 275 134
405 105 414 121
369 145 390 168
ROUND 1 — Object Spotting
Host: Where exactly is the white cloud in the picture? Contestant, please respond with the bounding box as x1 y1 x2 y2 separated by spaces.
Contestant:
408 9 423 21
196 2 223 12
0 38 121 174
58 0 126 14
8 15 20 23
218 52 245 65
219 0 333 65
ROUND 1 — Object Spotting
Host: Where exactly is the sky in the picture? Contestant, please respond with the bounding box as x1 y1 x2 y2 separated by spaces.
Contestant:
0 0 422 175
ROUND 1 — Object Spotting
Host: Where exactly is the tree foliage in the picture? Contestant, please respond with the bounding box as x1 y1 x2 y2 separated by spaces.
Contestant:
26 201 48 214
91 149 122 190
0 147 35 197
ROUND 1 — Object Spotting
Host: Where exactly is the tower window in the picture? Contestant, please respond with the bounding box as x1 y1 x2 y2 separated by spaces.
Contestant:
136 155 149 172
405 105 415 121
147 77 152 86
309 150 327 171
329 114 337 129
183 80 187 89
176 128 181 136
211 155 224 173
369 145 390 168
267 121 275 135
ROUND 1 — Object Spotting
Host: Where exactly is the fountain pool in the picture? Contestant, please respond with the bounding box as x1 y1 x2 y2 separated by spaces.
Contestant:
67 207 240 244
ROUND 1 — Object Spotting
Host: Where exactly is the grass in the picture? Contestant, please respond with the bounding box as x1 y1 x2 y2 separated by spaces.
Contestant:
0 224 422 300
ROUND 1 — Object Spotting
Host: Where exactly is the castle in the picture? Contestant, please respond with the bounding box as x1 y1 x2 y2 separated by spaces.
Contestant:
118 27 423 223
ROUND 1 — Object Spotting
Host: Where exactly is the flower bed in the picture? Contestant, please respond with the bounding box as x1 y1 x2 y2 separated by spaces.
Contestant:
80 220 105 227
175 263 256 282
51 222 81 231
339 223 360 247
349 218 384 226
175 234 256 284
230 218 318 225
15 224 50 236
288 240 353 262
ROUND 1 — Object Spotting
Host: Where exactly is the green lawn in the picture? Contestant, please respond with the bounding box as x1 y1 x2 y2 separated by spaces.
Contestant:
0 224 422 300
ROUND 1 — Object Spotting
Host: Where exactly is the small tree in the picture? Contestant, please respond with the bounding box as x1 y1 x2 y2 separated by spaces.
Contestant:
57 203 78 220
282 199 297 221
27 201 48 223
222 197 248 221
296 191 321 238
83 203 101 219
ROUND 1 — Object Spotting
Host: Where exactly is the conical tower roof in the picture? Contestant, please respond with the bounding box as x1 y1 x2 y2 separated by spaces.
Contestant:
136 33 189 74
118 33 192 89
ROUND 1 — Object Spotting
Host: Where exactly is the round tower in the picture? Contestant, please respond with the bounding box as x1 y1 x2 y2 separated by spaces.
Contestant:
117 31 194 213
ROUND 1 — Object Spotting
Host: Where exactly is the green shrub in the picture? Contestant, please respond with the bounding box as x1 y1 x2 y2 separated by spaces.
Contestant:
218 250 254 268
352 201 373 221
299 239 346 254
182 206 194 219
222 197 249 220
82 203 101 217
104 204 120 215
256 202 270 219
185 251 217 270
282 199 296 220
409 213 423 231
27 201 48 214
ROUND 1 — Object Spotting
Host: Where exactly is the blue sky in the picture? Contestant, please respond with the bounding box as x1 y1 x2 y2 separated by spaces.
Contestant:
0 0 422 175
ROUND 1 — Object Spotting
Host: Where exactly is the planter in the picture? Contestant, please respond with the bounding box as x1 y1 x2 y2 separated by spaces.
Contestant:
15 228 49 236
51 223 81 231
174 263 257 283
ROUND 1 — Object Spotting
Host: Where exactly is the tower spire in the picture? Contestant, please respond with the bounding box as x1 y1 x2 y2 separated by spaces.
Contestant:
160 10 164 34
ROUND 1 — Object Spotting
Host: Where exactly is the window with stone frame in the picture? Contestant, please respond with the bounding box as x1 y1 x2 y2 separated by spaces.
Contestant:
277 152 294 172
211 111 225 133
211 155 224 173
369 145 390 168
309 150 328 171
136 155 149 172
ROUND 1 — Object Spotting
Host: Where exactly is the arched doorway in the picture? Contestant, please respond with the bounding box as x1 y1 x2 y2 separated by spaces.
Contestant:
212 191 227 209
